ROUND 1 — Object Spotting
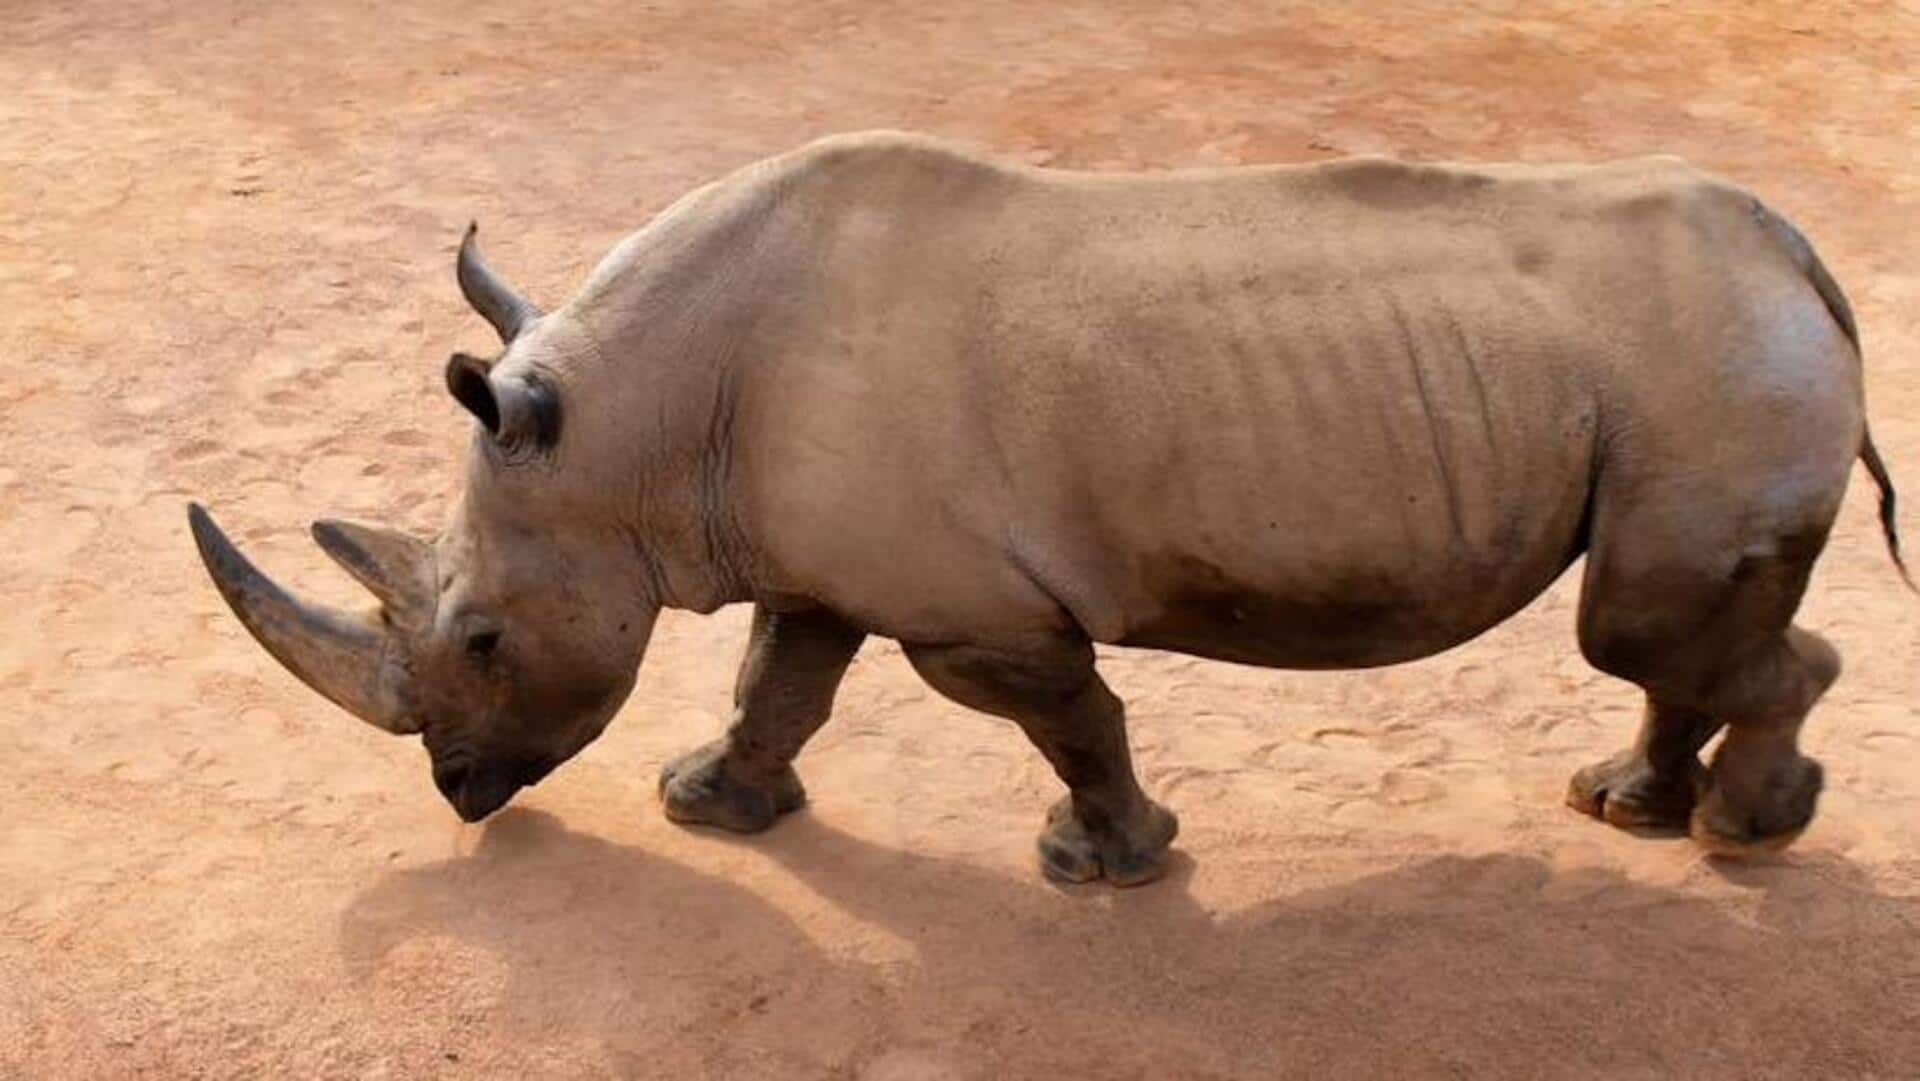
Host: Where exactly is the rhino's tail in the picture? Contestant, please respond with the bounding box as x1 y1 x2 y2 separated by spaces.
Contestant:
1758 200 1916 592
1858 430 1914 591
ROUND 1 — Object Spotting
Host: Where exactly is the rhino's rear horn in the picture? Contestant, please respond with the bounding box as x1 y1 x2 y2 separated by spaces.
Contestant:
457 222 541 344
311 518 436 632
188 504 419 735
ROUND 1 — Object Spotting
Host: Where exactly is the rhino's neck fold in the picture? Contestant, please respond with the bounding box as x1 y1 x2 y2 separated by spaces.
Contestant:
689 367 755 612
565 155 815 615
566 312 755 617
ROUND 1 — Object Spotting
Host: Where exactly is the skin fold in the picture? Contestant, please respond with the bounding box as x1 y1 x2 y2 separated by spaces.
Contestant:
190 131 1905 885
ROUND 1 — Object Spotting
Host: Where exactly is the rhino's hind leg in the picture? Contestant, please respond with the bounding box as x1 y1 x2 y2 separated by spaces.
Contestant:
1567 701 1717 831
1576 474 1843 856
659 605 865 833
904 639 1177 887
1688 627 1838 855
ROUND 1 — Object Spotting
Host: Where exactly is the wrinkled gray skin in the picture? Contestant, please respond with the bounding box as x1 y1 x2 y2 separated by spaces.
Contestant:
192 131 1909 886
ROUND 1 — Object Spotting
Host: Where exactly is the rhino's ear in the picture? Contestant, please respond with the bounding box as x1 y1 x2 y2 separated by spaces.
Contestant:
446 352 562 452
447 352 503 432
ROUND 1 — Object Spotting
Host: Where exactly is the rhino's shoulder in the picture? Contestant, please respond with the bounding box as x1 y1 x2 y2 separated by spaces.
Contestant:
770 130 1013 184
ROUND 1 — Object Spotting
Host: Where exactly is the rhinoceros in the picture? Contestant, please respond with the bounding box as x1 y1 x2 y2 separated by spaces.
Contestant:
189 131 1907 886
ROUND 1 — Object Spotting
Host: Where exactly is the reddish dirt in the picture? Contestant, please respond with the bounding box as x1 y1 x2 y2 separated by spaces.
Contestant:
5 2 1919 1078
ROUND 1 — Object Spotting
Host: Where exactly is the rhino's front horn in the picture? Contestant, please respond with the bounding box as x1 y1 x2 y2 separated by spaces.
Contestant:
187 503 419 735
457 222 541 344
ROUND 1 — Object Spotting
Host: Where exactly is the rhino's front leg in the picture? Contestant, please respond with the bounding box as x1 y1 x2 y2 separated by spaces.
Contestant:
904 638 1178 887
659 605 865 832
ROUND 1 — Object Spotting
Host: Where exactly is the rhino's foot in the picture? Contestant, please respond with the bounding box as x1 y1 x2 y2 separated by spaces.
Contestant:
1566 749 1705 833
658 740 805 834
1038 795 1179 888
1690 753 1822 858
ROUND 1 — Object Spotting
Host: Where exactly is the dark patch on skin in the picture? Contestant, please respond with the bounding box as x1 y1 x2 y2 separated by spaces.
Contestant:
1120 553 1447 669
1512 240 1551 275
1578 628 1668 689
941 648 1087 706
1775 526 1831 566
514 371 563 449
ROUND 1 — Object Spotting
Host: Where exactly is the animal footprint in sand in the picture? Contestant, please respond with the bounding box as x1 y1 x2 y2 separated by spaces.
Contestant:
1290 724 1453 808
1309 726 1372 751
1446 661 1513 705
170 438 222 464
1376 769 1444 807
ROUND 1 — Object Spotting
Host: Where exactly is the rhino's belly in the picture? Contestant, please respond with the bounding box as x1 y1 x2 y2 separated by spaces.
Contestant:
1110 546 1578 670
1116 594 1516 669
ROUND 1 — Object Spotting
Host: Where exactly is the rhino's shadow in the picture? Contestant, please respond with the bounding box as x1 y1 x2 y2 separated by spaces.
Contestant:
341 809 1920 1078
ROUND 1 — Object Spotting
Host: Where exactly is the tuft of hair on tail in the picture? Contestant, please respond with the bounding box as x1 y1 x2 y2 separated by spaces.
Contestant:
1859 428 1916 593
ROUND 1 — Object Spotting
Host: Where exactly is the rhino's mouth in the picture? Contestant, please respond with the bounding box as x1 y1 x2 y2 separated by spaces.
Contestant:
433 753 558 822
450 774 518 822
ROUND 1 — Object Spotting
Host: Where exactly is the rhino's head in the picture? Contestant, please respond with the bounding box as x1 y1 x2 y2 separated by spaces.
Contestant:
190 226 657 821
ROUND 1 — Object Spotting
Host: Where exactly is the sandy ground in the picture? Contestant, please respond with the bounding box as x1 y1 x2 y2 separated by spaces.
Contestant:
5 1 1920 1077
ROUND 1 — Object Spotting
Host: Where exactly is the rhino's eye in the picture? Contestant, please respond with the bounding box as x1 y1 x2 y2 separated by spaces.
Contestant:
465 630 502 660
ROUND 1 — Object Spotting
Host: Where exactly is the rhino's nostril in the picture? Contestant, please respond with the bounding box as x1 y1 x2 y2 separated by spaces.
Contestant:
433 761 471 802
